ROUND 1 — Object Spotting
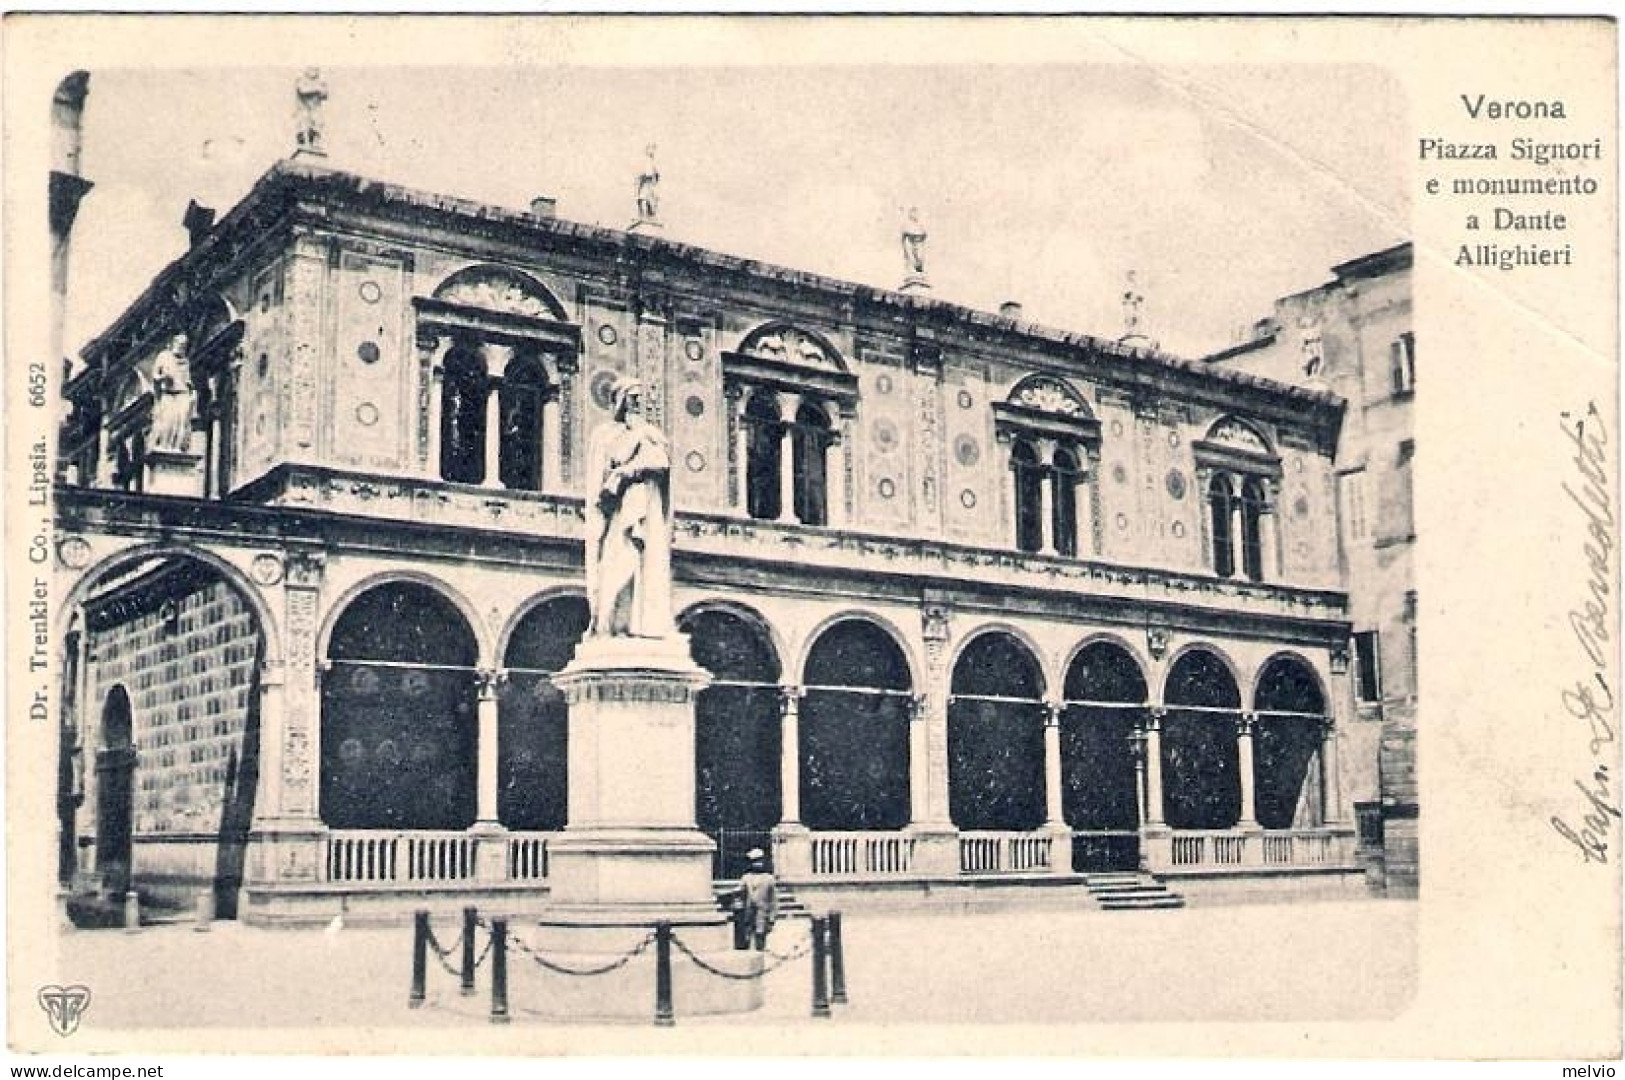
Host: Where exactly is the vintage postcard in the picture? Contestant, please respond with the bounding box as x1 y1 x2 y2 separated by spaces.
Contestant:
2 13 1618 1062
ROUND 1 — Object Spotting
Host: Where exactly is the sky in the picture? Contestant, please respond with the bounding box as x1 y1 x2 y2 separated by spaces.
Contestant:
61 62 1409 361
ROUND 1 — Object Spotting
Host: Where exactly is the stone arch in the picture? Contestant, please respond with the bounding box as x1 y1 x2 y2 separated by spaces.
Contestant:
1060 637 1148 867
797 609 921 691
59 544 281 665
497 585 589 665
1161 644 1244 830
949 623 1051 698
1250 650 1329 712
498 593 590 831
1162 642 1245 703
1061 631 1151 697
1251 651 1329 830
677 600 785 683
319 570 494 669
431 264 568 322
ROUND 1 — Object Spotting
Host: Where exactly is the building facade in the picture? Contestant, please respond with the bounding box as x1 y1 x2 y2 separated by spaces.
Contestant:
1205 243 1417 895
55 161 1367 924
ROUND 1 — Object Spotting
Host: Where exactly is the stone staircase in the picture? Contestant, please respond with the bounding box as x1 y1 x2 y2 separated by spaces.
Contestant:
1083 872 1186 911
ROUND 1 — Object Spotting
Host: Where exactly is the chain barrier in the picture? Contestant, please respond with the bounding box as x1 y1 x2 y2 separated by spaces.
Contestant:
423 924 466 979
669 928 810 981
764 926 814 965
494 920 658 978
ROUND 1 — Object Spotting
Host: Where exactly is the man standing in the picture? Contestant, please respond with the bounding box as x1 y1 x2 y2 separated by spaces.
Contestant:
739 848 777 951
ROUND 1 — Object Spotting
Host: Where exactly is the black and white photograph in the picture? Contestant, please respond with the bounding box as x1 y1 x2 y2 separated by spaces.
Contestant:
3 13 1617 1063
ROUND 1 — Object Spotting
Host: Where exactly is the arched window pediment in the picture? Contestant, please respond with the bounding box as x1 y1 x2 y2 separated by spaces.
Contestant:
737 322 847 374
430 265 567 323
994 375 1101 446
1193 415 1282 478
723 321 857 408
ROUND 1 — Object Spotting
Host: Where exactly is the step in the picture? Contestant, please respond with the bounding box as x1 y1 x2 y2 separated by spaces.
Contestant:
1098 896 1185 910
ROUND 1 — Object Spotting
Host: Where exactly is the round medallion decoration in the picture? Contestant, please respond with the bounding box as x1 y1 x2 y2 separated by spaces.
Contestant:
876 374 894 395
877 477 897 499
589 370 620 411
873 419 900 453
954 434 981 468
1171 520 1187 539
339 738 365 764
960 489 978 509
375 739 402 767
1166 469 1187 500
409 740 435 764
597 324 619 346
355 402 380 427
1110 419 1124 437
1167 429 1181 447
351 668 382 695
1113 464 1128 484
684 339 705 362
957 389 975 410
1293 495 1310 519
685 395 705 418
56 535 92 570
1116 512 1130 530
686 451 706 473
357 280 383 304
401 671 431 697
249 552 284 586
356 341 381 365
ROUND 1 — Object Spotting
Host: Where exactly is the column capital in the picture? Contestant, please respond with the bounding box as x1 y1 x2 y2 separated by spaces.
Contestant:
1042 699 1063 727
1236 712 1257 736
475 668 510 698
911 693 931 722
1147 705 1168 725
779 684 806 712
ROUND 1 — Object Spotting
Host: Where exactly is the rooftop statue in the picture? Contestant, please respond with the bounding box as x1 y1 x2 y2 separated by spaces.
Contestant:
294 67 329 157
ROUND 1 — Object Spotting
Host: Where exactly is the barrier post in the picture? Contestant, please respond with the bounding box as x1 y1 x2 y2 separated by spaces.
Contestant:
810 915 831 1018
409 910 428 1008
460 906 478 995
732 895 749 950
489 919 510 1024
654 922 675 1027
123 891 140 933
828 910 848 1004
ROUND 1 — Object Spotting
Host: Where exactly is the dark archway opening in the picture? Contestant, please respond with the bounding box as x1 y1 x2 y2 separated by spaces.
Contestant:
683 606 782 878
94 685 136 897
1254 656 1327 830
1163 649 1243 830
322 582 479 830
500 596 587 831
1062 641 1147 871
801 620 912 831
948 633 1045 831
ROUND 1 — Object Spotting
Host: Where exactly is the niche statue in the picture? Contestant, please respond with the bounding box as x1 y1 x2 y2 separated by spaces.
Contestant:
584 376 675 639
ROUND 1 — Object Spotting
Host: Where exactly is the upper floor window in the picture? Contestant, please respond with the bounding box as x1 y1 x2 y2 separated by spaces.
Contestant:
1353 629 1383 702
416 265 576 493
1389 332 1416 397
1339 467 1369 546
1194 416 1281 582
724 322 856 527
994 375 1101 558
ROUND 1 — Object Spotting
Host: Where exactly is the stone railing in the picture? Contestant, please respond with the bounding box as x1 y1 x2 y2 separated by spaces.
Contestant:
1261 829 1336 866
1169 830 1248 868
958 831 1054 874
323 829 558 884
808 831 916 877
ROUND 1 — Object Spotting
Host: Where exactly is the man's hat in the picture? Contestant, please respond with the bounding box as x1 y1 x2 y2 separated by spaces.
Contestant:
747 848 765 860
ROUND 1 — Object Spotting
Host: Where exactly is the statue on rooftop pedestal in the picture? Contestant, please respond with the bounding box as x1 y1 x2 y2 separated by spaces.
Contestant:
635 143 661 223
294 68 329 158
584 376 675 640
901 206 928 275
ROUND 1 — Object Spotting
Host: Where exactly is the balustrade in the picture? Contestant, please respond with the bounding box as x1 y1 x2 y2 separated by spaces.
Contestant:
808 832 915 877
958 831 1053 874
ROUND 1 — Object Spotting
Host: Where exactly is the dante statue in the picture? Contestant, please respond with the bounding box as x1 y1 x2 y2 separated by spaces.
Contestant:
584 376 675 639
295 67 329 155
900 206 928 277
148 332 196 452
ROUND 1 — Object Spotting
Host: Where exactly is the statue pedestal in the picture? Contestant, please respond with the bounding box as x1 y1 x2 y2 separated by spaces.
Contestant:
534 635 760 1018
143 448 203 497
627 217 664 234
900 272 931 294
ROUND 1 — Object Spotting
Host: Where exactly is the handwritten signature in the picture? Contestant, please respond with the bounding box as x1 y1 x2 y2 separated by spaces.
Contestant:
1551 401 1621 863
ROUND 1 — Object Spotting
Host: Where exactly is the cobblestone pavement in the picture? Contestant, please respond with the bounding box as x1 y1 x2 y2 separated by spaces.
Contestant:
47 898 1416 1035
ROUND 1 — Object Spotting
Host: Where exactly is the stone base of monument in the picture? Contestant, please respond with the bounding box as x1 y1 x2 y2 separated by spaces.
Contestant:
143 448 204 497
530 634 764 1018
517 914 762 1020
